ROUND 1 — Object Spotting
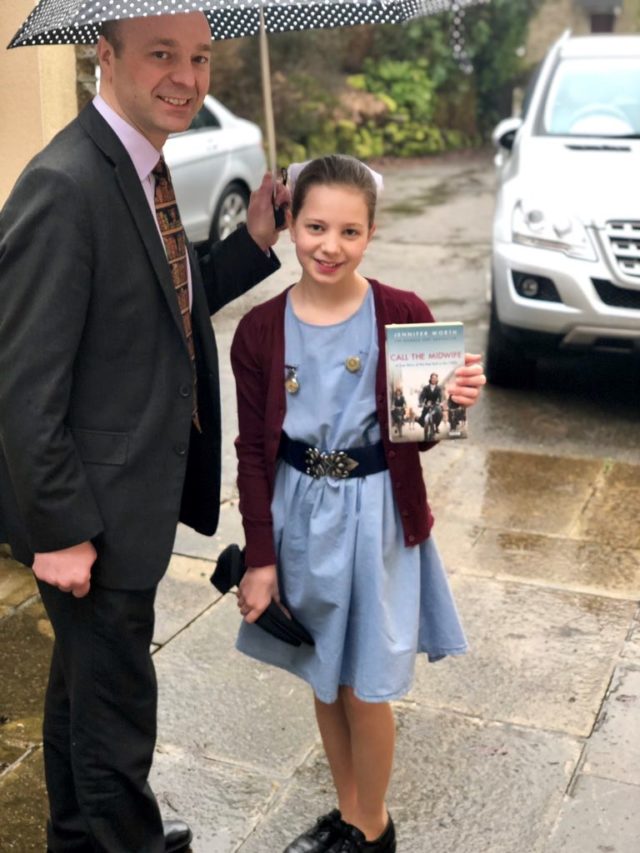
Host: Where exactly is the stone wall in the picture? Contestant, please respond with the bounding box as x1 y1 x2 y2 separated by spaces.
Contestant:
1 0 77 205
526 0 640 65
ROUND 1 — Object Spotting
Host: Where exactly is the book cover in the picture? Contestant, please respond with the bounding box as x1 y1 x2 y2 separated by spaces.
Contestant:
385 321 467 443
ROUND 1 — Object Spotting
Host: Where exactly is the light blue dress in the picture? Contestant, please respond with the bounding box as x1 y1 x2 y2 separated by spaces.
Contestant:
236 287 467 703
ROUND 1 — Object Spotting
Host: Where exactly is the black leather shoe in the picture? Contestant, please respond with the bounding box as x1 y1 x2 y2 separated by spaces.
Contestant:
362 816 396 852
327 815 396 853
284 809 346 852
164 819 193 853
326 823 366 852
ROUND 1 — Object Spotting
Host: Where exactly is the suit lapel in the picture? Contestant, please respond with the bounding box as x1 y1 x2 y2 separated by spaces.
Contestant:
77 105 189 355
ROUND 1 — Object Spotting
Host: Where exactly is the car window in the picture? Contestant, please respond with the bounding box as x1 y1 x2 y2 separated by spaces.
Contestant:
539 57 640 137
188 106 222 132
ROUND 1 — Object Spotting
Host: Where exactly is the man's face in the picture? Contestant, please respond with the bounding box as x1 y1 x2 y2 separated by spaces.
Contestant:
98 12 212 149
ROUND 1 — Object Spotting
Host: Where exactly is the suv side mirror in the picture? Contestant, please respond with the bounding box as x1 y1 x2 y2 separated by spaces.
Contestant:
492 117 523 151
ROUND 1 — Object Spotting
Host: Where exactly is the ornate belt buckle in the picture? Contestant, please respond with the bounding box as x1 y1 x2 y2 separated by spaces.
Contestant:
304 447 359 479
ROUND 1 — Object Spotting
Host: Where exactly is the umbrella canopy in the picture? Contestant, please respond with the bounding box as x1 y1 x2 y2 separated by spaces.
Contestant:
9 0 483 49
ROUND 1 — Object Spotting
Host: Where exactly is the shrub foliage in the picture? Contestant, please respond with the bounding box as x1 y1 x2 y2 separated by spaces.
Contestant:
212 0 542 164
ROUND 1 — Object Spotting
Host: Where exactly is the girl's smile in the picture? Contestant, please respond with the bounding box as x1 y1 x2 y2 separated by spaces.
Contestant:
313 258 344 274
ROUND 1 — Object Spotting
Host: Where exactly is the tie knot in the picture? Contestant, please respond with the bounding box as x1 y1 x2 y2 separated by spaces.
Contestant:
152 157 168 181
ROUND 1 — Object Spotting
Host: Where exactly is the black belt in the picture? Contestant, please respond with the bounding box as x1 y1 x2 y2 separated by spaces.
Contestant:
279 432 388 480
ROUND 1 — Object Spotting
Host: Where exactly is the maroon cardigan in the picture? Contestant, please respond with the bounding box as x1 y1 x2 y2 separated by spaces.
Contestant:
230 278 437 568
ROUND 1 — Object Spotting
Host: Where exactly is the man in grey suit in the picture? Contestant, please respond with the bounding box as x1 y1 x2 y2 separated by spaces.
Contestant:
0 12 285 852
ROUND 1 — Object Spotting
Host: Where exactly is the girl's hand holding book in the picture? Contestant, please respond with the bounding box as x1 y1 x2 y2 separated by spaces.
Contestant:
449 354 486 407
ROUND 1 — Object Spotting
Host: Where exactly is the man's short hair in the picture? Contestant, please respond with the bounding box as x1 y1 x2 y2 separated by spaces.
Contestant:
100 21 123 55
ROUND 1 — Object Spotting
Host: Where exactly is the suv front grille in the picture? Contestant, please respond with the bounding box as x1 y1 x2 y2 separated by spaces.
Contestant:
592 278 640 310
605 221 640 278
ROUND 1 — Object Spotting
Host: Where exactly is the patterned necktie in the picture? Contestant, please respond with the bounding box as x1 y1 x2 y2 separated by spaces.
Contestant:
152 157 201 432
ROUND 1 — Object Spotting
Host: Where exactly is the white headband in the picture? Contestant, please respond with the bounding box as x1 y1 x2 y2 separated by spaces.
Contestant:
287 160 384 194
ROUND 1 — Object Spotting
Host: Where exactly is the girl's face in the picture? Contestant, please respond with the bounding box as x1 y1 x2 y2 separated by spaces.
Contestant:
288 184 375 290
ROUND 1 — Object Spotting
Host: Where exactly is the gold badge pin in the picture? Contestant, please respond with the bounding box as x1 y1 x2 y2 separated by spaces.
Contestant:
345 356 361 373
285 365 300 394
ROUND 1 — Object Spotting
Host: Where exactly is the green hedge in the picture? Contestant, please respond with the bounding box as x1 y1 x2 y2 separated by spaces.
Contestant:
213 0 541 164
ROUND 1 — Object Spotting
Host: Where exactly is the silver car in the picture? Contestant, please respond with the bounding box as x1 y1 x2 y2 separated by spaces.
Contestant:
164 95 266 244
488 32 640 386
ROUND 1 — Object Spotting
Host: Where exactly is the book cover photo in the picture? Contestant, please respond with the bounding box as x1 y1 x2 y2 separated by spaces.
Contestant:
385 321 467 443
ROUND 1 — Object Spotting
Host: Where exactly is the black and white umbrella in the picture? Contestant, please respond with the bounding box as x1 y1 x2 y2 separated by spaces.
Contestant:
9 0 484 48
9 0 486 169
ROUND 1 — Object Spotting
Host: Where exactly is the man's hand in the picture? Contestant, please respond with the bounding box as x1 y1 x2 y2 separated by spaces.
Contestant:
449 353 487 407
246 173 291 252
237 564 279 624
33 541 96 598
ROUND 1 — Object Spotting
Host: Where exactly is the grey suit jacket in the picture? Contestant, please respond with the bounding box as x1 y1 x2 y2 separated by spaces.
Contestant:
0 104 279 589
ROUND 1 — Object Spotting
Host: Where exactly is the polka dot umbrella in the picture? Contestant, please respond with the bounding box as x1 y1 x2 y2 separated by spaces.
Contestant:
9 0 486 48
9 0 487 170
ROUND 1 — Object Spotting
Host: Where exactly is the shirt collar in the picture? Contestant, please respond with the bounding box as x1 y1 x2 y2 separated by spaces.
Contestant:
93 95 161 182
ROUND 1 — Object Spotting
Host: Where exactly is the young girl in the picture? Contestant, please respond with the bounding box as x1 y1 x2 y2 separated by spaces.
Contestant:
230 155 485 853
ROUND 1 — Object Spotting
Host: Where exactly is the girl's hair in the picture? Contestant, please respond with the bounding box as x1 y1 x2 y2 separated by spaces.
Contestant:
291 155 377 228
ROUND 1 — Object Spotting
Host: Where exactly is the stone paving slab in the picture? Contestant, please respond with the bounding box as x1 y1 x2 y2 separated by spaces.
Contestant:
238 706 580 853
0 554 37 611
409 575 635 736
544 774 640 853
621 608 640 663
581 664 640 787
234 745 334 853
159 499 248 646
422 517 484 569
154 595 317 778
451 528 640 601
150 745 278 853
578 462 640 550
154 554 219 647
0 600 51 751
0 747 47 852
430 447 603 538
173 501 245 562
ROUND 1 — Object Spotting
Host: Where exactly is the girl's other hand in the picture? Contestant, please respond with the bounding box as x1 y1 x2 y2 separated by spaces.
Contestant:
237 564 279 623
450 353 486 407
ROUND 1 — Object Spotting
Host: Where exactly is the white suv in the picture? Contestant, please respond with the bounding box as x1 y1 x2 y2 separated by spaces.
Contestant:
487 32 640 386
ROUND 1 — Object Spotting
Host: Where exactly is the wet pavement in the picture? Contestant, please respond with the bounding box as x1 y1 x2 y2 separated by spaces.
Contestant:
1 151 639 852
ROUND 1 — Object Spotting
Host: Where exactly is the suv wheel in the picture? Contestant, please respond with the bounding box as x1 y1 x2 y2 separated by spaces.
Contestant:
211 182 249 242
486 299 537 388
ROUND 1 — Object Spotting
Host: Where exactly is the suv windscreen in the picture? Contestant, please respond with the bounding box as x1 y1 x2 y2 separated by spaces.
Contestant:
538 57 640 138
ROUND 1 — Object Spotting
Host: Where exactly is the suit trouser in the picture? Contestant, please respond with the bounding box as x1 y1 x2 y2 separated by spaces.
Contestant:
37 580 164 853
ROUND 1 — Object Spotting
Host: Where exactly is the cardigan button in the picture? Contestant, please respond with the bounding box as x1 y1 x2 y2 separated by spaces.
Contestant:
388 450 396 459
408 534 416 543
401 510 409 518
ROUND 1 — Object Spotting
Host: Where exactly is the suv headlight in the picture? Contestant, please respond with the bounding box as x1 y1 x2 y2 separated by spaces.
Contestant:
512 200 596 261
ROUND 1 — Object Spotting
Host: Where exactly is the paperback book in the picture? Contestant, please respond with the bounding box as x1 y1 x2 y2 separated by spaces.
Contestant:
385 321 467 443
